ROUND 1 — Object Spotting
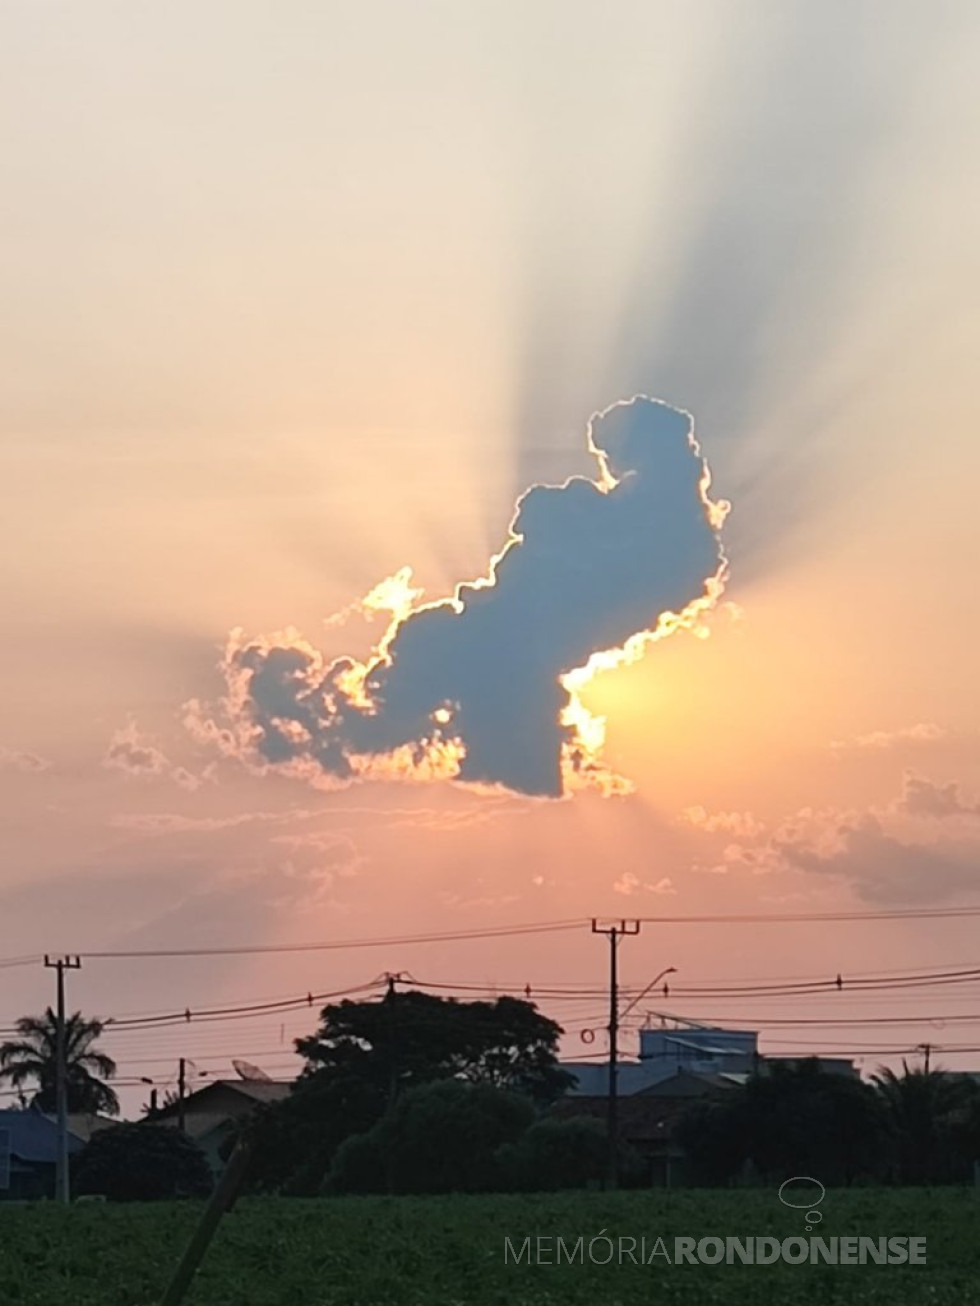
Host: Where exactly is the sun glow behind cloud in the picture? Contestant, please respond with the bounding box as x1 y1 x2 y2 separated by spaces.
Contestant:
187 398 727 798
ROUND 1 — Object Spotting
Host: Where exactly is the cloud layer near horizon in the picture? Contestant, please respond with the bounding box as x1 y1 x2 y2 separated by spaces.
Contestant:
190 399 726 797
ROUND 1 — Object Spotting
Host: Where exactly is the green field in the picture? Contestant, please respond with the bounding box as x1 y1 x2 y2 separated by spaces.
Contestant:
1 1188 978 1306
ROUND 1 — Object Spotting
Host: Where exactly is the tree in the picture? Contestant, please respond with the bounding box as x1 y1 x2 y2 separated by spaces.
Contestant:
872 1062 980 1184
0 1009 119 1115
244 1068 384 1195
74 1124 212 1201
324 1129 387 1196
497 1115 608 1191
675 1062 890 1186
247 990 570 1193
326 1080 535 1195
739 1062 889 1184
296 990 572 1105
674 1095 749 1186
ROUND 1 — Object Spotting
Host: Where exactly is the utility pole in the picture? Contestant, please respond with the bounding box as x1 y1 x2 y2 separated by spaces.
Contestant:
382 973 407 1119
592 919 640 1189
177 1058 187 1133
43 954 81 1206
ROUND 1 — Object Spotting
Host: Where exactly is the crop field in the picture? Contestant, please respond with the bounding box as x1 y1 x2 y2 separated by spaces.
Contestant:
1 1188 979 1306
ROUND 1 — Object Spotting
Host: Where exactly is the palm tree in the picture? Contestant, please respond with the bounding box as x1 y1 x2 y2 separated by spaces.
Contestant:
871 1061 977 1184
0 1009 119 1116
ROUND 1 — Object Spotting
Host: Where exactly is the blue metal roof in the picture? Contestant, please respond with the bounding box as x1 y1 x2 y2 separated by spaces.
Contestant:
0 1108 83 1164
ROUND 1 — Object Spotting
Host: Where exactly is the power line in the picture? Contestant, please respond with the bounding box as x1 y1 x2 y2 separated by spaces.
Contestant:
410 964 980 1000
641 1012 980 1028
75 919 584 961
11 900 980 974
9 962 980 1042
632 906 980 923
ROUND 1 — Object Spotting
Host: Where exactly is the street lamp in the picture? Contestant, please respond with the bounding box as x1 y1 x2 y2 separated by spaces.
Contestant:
620 966 677 1023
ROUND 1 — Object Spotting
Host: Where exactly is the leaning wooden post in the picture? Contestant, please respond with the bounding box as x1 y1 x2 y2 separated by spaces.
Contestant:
159 1139 253 1306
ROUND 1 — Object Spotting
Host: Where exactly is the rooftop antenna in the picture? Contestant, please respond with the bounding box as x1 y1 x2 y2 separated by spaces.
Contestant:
232 1059 273 1082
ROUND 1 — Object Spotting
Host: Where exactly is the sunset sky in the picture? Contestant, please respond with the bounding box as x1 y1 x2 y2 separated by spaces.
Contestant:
2 0 980 1109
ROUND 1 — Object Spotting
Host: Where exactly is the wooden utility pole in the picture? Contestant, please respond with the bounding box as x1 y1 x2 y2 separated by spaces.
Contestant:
591 920 640 1189
177 1058 187 1132
43 954 81 1205
159 1138 253 1306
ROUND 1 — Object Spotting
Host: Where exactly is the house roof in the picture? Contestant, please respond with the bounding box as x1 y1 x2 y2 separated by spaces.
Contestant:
159 1110 240 1141
635 1069 747 1096
0 1108 84 1163
219 1080 291 1103
561 1055 750 1097
55 1113 119 1143
153 1079 291 1121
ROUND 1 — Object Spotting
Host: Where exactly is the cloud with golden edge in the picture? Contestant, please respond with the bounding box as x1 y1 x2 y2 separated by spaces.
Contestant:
188 397 728 797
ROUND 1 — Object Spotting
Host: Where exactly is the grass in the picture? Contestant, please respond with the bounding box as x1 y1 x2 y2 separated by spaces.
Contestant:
1 1188 979 1305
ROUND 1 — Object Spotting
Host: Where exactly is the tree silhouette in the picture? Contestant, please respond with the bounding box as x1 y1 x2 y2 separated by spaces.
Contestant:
247 990 570 1193
0 1009 119 1116
676 1060 889 1185
75 1123 211 1200
871 1061 979 1184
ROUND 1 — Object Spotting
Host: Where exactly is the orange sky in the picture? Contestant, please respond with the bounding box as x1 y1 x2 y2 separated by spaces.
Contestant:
2 0 980 1111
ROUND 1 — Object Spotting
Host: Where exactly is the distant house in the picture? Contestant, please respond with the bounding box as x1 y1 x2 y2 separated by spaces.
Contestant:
0 1106 84 1200
552 1068 743 1185
153 1079 291 1174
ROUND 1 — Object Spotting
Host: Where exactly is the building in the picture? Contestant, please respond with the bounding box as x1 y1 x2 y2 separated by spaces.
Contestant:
153 1079 291 1174
552 1067 745 1186
557 1018 858 1183
0 1106 85 1201
562 1018 857 1096
562 1018 759 1097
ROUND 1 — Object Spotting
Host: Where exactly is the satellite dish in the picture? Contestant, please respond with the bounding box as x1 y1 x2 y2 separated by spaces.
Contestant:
232 1059 273 1082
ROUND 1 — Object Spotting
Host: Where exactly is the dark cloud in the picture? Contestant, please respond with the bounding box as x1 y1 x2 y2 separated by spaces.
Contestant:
193 398 725 797
691 770 980 905
775 812 980 906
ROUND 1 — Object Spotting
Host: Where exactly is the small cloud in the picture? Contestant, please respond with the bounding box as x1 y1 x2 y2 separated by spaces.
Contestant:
613 871 675 896
0 746 51 774
680 805 763 839
170 766 205 792
103 719 208 790
830 723 946 753
323 566 425 629
895 771 980 820
104 722 168 777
